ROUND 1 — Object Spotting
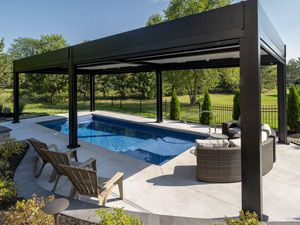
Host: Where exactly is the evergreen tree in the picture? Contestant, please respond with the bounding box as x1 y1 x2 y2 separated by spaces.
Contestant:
200 92 212 125
169 89 181 120
287 85 300 130
232 89 240 120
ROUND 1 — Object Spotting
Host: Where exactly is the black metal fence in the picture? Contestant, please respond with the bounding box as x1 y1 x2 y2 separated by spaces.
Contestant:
96 98 278 128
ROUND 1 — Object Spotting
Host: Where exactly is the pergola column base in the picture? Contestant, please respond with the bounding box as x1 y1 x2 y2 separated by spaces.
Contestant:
67 144 80 149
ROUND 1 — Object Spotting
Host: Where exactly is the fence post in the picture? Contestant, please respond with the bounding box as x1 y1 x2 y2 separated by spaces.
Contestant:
140 99 142 113
198 102 201 123
120 99 122 108
111 99 113 107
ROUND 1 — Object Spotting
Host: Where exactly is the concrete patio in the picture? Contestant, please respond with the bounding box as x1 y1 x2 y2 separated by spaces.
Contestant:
2 111 300 222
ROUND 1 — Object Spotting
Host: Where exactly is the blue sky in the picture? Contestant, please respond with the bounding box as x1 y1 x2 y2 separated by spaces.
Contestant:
1 0 299 60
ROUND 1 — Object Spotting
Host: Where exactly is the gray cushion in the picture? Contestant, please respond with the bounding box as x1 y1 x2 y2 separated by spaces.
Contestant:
196 139 229 149
229 131 268 148
228 127 241 135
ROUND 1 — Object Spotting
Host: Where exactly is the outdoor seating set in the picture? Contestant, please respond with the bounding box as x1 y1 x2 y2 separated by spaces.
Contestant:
28 138 124 206
196 118 276 183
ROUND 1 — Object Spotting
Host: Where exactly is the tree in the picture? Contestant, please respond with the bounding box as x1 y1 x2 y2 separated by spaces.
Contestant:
8 37 40 60
232 89 240 120
163 0 231 20
147 0 231 103
96 75 113 98
132 72 156 99
287 58 300 85
77 75 90 104
9 35 69 107
146 13 164 26
287 85 300 131
0 38 13 89
200 92 212 125
169 89 181 120
111 74 131 99
215 68 240 93
261 66 277 91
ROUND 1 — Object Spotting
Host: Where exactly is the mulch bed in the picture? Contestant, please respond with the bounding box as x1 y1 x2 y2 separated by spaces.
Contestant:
287 132 300 145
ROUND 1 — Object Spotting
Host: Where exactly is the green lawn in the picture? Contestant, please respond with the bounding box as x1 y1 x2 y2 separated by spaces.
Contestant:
0 89 279 128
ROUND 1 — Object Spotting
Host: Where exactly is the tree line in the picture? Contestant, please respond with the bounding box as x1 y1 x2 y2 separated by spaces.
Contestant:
0 0 299 108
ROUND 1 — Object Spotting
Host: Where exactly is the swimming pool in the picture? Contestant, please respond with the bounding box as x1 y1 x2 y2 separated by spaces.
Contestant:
39 115 206 165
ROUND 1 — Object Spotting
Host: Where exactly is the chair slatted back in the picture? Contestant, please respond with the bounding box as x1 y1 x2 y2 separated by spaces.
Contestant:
60 165 99 197
28 138 49 162
40 149 71 175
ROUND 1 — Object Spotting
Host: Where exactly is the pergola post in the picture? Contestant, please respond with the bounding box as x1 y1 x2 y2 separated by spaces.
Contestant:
13 69 20 123
156 69 163 123
68 47 80 149
90 74 95 112
240 0 263 220
277 46 288 144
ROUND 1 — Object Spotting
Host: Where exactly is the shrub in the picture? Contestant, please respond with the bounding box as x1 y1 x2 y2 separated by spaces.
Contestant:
0 178 19 208
169 89 181 120
19 101 26 114
0 139 26 161
3 195 54 225
216 210 259 225
96 207 144 225
200 92 212 125
287 85 300 131
232 89 240 120
0 139 27 177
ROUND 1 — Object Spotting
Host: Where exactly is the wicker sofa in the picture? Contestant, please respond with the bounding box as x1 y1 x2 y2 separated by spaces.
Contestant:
222 119 277 162
196 137 274 183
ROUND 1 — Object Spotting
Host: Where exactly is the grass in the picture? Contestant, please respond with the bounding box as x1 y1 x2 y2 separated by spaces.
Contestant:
0 89 279 127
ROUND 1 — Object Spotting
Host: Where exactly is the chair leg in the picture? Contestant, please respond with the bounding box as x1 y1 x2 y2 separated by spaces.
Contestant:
117 178 123 199
52 175 61 192
35 161 46 178
49 169 57 183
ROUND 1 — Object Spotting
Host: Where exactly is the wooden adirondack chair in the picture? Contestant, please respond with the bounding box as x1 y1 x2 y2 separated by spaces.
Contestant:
28 138 78 178
39 149 96 192
60 165 124 206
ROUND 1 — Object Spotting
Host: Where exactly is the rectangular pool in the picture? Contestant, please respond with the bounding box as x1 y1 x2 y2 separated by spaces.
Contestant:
39 115 206 165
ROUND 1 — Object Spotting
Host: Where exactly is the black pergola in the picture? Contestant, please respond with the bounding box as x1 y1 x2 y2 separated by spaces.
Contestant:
12 0 287 219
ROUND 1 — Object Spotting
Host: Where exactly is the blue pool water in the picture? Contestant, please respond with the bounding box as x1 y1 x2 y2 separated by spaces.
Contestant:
39 115 206 165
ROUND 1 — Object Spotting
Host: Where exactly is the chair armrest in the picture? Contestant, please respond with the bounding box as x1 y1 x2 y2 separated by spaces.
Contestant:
99 172 124 191
78 157 96 170
48 144 58 151
65 149 78 162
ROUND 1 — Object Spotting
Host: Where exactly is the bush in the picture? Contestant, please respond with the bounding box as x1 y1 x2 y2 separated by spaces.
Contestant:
19 101 26 114
0 178 19 208
0 139 27 177
200 92 212 125
232 89 240 120
0 139 26 160
96 208 144 225
3 195 54 225
169 89 181 120
287 85 300 131
216 210 259 225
